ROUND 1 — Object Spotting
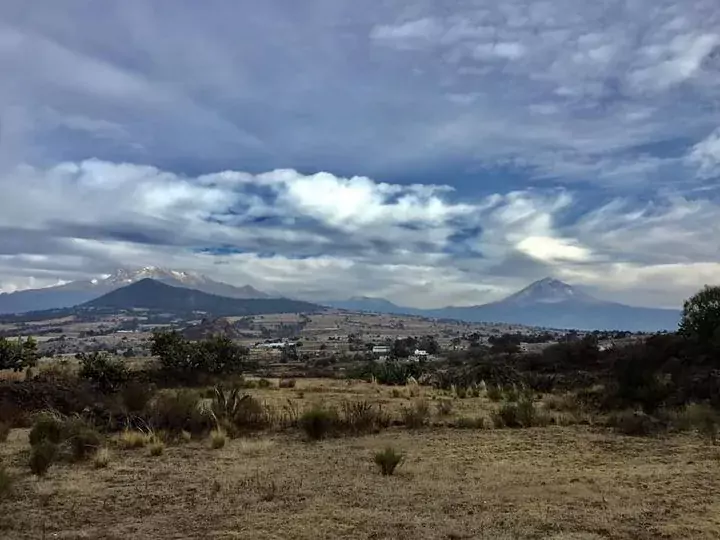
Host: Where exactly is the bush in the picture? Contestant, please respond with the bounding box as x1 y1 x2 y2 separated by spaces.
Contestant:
210 429 227 449
148 440 165 456
121 380 154 413
257 378 272 389
279 379 296 389
486 385 503 402
29 413 64 446
77 352 129 393
228 395 273 432
608 410 661 436
492 397 547 428
374 446 404 476
300 405 338 440
149 390 213 436
674 403 719 443
455 416 487 429
401 399 430 428
118 429 150 449
65 421 102 462
0 466 13 500
0 422 9 443
339 400 388 434
29 441 58 476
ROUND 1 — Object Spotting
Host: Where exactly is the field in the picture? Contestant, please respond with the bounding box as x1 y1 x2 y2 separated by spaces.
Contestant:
2 379 720 539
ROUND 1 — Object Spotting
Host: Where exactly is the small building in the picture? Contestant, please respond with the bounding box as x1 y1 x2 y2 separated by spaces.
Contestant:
372 345 390 356
413 349 428 358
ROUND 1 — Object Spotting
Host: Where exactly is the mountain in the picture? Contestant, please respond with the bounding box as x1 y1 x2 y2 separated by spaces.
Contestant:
83 278 321 316
326 278 681 332
321 296 414 315
0 267 268 314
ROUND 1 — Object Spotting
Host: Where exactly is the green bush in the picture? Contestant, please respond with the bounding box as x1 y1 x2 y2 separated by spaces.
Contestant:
229 395 272 432
401 399 430 428
486 384 503 402
339 400 388 434
149 390 213 436
675 403 719 443
121 380 154 413
608 410 661 436
77 352 129 393
374 446 404 476
29 441 58 476
455 416 487 429
300 405 338 440
29 413 64 446
257 378 272 389
66 422 102 462
492 397 547 428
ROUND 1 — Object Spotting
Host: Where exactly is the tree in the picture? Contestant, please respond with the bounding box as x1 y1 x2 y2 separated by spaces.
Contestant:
679 286 720 347
77 351 129 393
0 336 39 371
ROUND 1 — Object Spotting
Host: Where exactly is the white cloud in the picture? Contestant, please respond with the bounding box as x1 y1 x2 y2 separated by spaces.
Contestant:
688 128 720 178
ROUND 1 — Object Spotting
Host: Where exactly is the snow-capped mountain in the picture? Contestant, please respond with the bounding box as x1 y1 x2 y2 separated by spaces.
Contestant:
0 267 268 314
500 277 598 305
322 277 681 331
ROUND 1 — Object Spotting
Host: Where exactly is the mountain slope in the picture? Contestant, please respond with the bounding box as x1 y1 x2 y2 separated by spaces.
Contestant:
83 278 321 316
321 296 416 315
0 267 268 314
326 278 681 331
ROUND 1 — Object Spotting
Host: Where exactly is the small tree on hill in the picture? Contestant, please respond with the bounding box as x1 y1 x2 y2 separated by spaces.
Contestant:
0 336 39 371
679 285 720 347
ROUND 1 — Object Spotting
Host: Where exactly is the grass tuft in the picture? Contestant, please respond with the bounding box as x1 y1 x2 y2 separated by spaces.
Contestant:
210 429 227 449
29 441 58 476
374 446 404 476
93 447 111 469
148 440 165 457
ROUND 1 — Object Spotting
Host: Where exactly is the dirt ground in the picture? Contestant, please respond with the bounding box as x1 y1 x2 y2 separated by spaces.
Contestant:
2 417 720 539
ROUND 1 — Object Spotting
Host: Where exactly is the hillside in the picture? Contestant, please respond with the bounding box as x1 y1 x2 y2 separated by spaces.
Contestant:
0 267 268 314
83 279 322 316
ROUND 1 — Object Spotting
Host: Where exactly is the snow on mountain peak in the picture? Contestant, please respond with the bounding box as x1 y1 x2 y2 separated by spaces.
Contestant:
502 277 594 305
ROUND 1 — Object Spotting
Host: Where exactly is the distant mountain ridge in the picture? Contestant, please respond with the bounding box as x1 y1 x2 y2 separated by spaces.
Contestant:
0 267 268 314
323 278 681 332
84 279 320 316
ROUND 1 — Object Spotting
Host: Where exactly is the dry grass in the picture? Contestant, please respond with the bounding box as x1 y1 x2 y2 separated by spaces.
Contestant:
1 379 720 538
1 422 720 539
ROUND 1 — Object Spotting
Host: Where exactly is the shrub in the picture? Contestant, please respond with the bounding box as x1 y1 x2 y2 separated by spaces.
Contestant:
374 446 404 476
0 466 13 500
29 441 58 476
63 417 102 461
455 386 467 399
29 412 64 446
148 440 165 456
257 378 272 389
279 379 296 389
486 385 503 402
0 422 10 443
118 429 150 449
149 390 213 436
229 395 272 432
492 397 546 428
504 385 520 402
93 447 111 469
436 399 453 416
402 399 430 429
672 403 719 443
300 405 338 440
391 389 402 398
121 380 154 413
210 429 226 449
77 352 129 393
339 400 388 434
608 410 661 436
455 416 487 429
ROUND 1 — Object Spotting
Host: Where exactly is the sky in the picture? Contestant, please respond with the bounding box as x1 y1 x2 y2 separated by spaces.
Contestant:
1 0 720 309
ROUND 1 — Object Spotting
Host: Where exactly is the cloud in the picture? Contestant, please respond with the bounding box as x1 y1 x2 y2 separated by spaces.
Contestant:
1 1 720 309
1 159 719 309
